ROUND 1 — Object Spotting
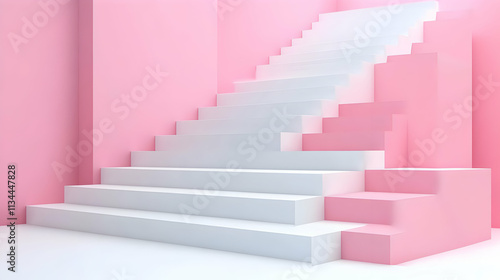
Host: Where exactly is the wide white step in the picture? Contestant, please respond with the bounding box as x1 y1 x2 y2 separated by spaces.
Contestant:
65 185 323 225
27 204 364 264
199 100 338 120
176 115 322 135
234 74 348 93
131 150 385 170
256 58 367 80
317 1 434 23
270 46 386 65
156 133 302 152
217 86 337 106
281 36 400 55
101 167 365 196
312 1 438 40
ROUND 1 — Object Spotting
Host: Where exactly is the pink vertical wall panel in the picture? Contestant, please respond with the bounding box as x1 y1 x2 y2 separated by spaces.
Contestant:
0 0 80 225
217 0 338 93
91 0 218 183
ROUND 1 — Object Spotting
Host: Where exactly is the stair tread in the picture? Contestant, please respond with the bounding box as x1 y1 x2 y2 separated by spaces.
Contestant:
234 73 347 84
67 184 318 201
29 204 364 236
200 99 333 110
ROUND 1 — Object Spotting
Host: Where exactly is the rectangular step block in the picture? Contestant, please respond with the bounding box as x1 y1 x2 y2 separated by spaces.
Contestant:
131 150 385 171
217 87 337 107
65 185 323 225
155 133 302 152
303 131 387 151
256 59 365 80
176 115 322 135
198 100 338 120
101 167 365 196
325 192 435 224
27 204 364 264
339 101 406 117
271 46 386 65
234 74 349 93
322 115 396 133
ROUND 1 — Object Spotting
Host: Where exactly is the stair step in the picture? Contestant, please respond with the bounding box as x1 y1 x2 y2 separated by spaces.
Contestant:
234 74 349 93
156 133 302 152
318 1 437 23
176 115 322 135
101 167 365 196
198 100 338 120
256 58 366 80
286 36 399 53
365 168 492 194
217 87 337 107
271 46 386 65
65 185 323 225
325 192 435 224
27 204 364 264
341 224 404 264
322 115 398 133
303 131 387 151
339 101 406 117
131 150 385 171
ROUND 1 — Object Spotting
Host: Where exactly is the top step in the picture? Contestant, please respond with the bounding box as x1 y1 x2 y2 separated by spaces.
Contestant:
318 1 438 22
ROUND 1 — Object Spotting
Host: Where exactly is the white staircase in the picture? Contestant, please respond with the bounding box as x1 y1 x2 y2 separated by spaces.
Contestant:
27 1 439 264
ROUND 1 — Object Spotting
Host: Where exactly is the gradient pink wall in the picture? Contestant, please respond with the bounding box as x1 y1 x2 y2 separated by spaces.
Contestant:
90 0 217 183
217 0 337 93
0 0 79 225
337 0 500 227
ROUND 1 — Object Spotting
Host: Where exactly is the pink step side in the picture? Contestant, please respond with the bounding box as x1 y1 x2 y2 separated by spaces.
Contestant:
335 168 491 264
303 114 407 168
374 14 472 168
338 101 406 117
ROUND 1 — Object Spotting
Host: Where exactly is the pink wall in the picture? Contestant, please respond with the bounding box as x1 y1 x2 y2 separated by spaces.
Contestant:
217 0 337 93
0 0 79 225
90 0 217 183
78 0 93 185
337 0 500 227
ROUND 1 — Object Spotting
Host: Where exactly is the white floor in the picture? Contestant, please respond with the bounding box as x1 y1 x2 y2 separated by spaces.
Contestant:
0 225 499 280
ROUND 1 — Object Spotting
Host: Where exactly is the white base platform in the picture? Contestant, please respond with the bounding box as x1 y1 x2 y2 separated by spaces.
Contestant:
1 225 497 280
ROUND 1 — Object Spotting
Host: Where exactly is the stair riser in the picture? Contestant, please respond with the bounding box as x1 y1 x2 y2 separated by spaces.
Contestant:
131 151 385 171
199 101 338 120
176 115 322 135
217 87 337 107
65 187 324 225
270 47 385 64
155 133 302 152
101 168 365 196
303 133 386 151
234 75 348 93
325 195 434 225
26 206 342 264
323 116 395 133
256 61 364 80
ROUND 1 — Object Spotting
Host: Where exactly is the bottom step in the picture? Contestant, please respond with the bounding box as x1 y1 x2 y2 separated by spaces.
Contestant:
27 204 364 264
